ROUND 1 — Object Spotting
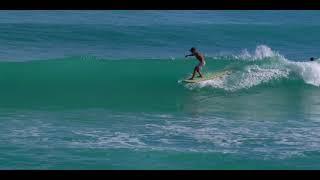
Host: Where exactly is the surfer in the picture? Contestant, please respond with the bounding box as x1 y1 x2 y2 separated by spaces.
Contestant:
310 57 315 61
185 47 206 80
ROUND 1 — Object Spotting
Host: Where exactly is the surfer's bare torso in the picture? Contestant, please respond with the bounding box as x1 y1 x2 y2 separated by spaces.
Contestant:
194 52 206 67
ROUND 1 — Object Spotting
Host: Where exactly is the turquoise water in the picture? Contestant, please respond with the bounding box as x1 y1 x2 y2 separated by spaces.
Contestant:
1 11 320 169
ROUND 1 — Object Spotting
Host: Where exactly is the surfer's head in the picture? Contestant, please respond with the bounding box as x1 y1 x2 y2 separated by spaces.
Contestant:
310 57 314 61
190 47 196 53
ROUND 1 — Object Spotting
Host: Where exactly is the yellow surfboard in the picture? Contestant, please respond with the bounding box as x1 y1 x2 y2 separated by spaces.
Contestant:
182 70 232 83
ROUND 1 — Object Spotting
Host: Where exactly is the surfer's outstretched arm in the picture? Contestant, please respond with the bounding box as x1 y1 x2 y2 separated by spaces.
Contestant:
185 54 194 58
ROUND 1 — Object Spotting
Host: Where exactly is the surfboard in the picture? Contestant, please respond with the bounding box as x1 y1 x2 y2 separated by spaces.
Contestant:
182 70 232 83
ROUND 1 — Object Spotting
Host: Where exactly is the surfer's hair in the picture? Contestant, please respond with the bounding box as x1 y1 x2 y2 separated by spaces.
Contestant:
310 57 314 61
190 47 196 52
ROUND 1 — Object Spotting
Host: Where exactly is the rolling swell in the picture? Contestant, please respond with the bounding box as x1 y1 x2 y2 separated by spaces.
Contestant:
0 45 319 111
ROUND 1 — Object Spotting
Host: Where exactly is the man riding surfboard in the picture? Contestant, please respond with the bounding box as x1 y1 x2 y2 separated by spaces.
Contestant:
185 47 206 80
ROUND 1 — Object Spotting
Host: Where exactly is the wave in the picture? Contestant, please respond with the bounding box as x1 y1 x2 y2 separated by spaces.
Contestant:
185 45 320 91
0 45 319 110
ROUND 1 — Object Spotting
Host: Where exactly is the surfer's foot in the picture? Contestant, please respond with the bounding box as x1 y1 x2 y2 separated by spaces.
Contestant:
198 75 203 78
188 77 194 80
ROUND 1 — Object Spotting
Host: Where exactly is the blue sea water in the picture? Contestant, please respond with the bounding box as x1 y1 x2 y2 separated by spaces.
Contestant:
1 10 320 169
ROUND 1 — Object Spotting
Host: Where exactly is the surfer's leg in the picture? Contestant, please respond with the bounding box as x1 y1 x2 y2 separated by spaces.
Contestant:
189 67 197 80
196 66 203 78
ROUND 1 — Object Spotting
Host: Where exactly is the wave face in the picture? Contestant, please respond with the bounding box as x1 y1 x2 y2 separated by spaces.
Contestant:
0 45 319 112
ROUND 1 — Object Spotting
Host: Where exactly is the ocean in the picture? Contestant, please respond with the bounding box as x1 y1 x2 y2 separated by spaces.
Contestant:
1 10 320 169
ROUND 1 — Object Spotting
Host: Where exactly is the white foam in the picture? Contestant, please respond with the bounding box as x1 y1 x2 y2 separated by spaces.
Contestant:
286 60 320 86
3 110 320 159
70 131 146 149
237 45 320 88
227 65 290 90
185 65 290 91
